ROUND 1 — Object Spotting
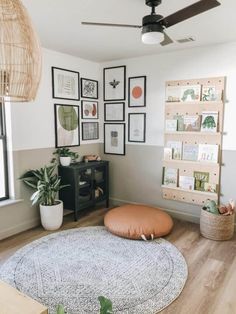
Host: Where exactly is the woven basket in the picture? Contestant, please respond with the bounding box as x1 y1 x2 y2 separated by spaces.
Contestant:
200 209 235 241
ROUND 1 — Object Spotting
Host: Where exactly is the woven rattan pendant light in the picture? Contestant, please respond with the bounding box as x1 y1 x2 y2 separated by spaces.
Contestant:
0 0 42 102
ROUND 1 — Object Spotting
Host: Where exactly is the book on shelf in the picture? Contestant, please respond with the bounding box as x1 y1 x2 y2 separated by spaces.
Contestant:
180 85 201 102
179 176 195 191
194 171 209 191
202 86 222 102
182 144 199 161
198 144 219 163
204 182 217 193
201 111 218 133
165 86 181 102
166 141 182 160
165 119 178 132
174 115 185 131
163 167 178 187
164 147 173 160
183 115 201 132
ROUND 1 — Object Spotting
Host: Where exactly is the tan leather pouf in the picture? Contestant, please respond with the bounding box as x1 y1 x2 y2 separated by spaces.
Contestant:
104 204 174 240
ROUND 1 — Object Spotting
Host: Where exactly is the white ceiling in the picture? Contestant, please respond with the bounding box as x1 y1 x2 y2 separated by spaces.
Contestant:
22 0 236 62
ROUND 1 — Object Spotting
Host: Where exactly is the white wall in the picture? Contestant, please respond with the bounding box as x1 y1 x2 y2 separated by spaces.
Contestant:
10 48 102 151
100 42 236 151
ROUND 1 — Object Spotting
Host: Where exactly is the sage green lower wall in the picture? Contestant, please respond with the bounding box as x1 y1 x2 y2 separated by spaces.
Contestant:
0 144 101 240
100 144 236 223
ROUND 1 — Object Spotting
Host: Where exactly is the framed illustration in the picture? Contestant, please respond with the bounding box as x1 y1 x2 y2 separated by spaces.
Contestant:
128 76 146 107
103 66 126 101
81 78 98 99
104 102 125 122
52 67 80 101
104 123 125 155
81 100 98 119
82 122 99 140
54 104 80 148
128 113 146 143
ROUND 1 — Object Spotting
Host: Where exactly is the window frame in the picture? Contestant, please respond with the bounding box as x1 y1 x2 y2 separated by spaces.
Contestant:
0 101 9 201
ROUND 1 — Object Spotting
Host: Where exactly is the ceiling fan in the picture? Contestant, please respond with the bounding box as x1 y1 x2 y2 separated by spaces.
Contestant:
82 0 221 45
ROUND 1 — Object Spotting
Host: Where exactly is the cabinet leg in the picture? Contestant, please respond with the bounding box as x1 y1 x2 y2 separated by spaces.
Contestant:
74 210 78 221
106 199 109 209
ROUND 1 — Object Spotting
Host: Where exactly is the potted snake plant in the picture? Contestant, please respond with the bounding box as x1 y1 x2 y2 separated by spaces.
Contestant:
51 147 79 167
20 165 69 231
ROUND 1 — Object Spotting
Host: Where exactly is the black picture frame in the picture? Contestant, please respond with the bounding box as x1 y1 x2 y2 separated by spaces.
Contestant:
81 78 98 99
82 122 99 140
103 66 126 101
54 104 80 148
52 67 80 101
104 123 126 155
128 113 146 143
104 102 125 122
81 100 99 119
128 76 146 107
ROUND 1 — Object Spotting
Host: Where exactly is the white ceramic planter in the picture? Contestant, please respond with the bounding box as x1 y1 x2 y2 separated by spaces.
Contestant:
40 201 63 231
60 156 71 166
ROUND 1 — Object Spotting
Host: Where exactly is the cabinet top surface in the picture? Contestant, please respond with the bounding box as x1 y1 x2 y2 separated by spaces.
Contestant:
59 160 109 169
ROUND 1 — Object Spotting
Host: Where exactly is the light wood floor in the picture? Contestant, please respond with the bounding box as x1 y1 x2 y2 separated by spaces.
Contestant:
0 208 236 314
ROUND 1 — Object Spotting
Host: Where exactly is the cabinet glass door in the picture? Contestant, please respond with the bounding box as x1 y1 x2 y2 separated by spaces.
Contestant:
94 166 107 202
78 168 93 203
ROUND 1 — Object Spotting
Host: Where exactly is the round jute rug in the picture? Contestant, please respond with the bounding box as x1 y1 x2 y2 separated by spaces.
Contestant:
0 227 187 314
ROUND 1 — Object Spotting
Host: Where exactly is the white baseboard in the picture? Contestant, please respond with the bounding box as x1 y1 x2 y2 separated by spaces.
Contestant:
0 217 40 240
110 197 200 224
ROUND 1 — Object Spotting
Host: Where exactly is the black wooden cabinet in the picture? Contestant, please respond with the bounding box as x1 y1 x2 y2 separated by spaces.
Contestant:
58 161 109 221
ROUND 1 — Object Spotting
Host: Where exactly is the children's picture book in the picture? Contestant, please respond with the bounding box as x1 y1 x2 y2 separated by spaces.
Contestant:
194 171 209 191
164 147 173 160
183 115 201 132
182 144 199 161
202 86 222 102
163 168 178 187
166 141 182 160
165 119 178 132
201 111 218 132
180 85 201 102
174 115 185 131
204 182 217 193
179 176 195 190
166 86 181 102
198 144 219 163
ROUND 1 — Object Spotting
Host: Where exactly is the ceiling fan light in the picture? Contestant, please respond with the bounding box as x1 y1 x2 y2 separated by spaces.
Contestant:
142 30 164 44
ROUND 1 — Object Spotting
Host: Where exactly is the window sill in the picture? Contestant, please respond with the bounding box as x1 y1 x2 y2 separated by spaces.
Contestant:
0 199 23 208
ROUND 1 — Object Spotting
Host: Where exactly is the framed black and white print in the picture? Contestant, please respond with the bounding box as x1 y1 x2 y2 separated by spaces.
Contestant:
82 122 99 140
128 76 146 107
81 78 98 99
104 102 125 122
81 101 98 119
54 104 80 148
128 113 146 143
104 123 125 155
103 66 126 101
52 67 80 101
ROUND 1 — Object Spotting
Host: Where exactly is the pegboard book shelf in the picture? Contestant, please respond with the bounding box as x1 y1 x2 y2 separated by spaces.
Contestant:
162 76 225 206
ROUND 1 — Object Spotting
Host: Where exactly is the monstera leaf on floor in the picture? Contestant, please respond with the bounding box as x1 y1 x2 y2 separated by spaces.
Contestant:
56 297 113 314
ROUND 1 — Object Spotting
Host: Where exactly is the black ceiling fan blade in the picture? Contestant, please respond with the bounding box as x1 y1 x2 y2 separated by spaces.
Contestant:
161 0 221 28
160 32 174 46
81 22 142 29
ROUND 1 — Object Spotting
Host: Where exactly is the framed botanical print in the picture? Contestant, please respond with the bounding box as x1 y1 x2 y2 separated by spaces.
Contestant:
52 67 80 101
54 104 80 148
81 100 98 119
104 123 125 155
128 113 146 143
82 122 99 140
104 102 125 122
103 66 126 101
128 76 146 107
81 78 98 99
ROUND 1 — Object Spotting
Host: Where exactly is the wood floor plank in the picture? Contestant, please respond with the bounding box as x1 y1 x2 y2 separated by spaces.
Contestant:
0 208 235 314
